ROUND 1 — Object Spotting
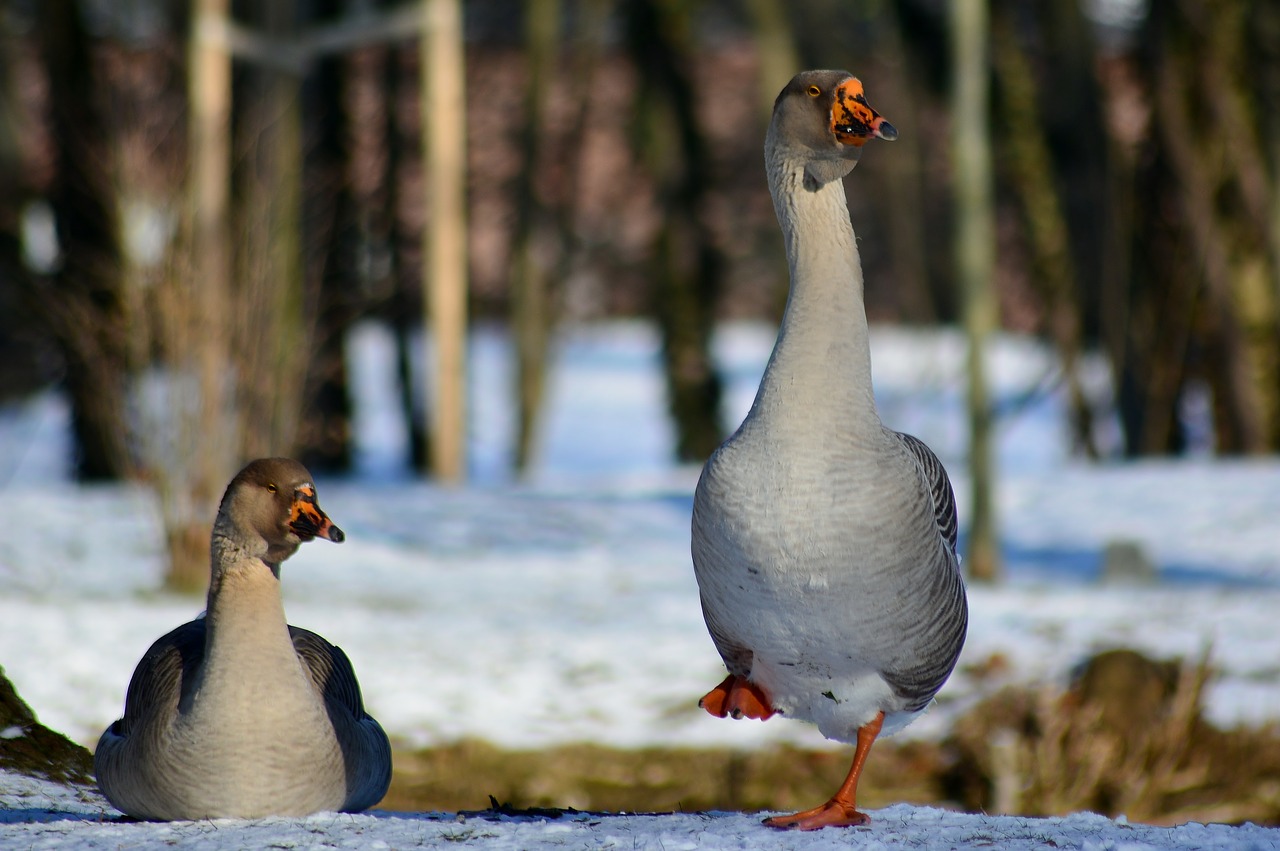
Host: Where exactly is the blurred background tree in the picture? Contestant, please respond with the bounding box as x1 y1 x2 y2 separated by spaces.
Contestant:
1 0 1279 589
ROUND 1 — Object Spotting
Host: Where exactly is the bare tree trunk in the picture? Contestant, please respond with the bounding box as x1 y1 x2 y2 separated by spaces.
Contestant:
951 0 1000 583
990 4 1097 457
1258 3 1280 449
151 0 238 594
744 0 799 121
1196 2 1280 452
379 34 428 472
233 0 309 461
871 2 938 324
1117 140 1197 456
0 14 52 403
509 0 560 474
34 0 133 482
420 0 469 482
1153 48 1263 454
625 0 724 463
505 0 611 474
1115 1 1279 456
298 0 359 474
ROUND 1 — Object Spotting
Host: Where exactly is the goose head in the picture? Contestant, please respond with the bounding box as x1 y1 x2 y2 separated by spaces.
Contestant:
213 457 345 567
767 70 896 189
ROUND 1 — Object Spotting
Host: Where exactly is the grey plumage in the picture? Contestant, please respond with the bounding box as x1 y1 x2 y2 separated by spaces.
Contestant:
94 458 390 821
691 70 967 829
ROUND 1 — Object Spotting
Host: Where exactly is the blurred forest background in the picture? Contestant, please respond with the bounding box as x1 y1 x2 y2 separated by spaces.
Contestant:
1 0 1279 589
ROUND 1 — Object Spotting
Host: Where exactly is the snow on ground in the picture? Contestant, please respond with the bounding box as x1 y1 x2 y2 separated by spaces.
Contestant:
0 321 1278 847
3 770 1278 850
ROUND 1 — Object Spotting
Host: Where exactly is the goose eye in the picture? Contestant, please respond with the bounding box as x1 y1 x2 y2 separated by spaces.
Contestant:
266 483 277 494
807 85 821 97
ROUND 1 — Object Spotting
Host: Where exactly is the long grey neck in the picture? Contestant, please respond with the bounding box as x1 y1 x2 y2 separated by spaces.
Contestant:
754 151 880 429
204 526 291 658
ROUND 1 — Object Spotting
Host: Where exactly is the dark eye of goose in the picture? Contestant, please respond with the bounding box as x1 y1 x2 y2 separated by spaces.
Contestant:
266 483 277 494
807 85 821 97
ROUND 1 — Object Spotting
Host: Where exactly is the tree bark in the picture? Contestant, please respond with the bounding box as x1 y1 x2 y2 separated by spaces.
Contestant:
1116 0 1279 455
990 3 1097 457
951 0 1001 583
420 0 469 482
744 0 799 121
298 0 359 474
509 0 560 474
625 0 724 463
35 0 133 482
153 0 238 594
233 0 309 461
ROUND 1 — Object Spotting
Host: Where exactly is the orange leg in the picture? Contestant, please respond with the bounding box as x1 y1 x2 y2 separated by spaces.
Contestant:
698 674 776 720
763 710 885 830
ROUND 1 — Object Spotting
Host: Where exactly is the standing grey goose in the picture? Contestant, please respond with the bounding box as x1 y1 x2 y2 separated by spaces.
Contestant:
691 71 967 830
94 458 391 820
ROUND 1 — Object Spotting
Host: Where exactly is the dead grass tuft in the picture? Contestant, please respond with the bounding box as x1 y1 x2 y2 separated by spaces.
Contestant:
942 648 1280 825
382 649 1280 827
382 738 951 816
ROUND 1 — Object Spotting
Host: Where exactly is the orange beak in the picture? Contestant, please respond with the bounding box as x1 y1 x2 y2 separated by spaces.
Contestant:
288 484 345 543
831 77 897 147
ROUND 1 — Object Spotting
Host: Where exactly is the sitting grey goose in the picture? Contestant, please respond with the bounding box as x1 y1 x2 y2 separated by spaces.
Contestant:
94 457 391 820
691 71 967 830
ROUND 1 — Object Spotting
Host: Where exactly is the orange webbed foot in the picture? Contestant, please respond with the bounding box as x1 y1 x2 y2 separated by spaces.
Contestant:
698 674 776 720
762 711 885 830
762 800 871 831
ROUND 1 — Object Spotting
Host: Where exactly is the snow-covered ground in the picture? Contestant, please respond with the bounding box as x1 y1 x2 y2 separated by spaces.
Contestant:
1 321 1278 848
3 769 1277 851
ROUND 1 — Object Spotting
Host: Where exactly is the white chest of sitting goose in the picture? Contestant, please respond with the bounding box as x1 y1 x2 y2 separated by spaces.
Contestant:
94 458 391 821
691 70 967 830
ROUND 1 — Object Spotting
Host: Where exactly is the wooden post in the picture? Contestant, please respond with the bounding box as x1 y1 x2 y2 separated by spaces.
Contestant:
951 0 1001 582
420 0 468 482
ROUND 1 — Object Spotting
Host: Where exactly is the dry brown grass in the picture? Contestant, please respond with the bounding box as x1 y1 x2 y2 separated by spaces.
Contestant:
381 738 950 817
382 650 1280 827
944 648 1280 825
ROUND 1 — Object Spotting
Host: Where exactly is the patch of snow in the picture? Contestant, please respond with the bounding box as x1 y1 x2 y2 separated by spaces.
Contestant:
0 322 1277 846
0 773 1274 850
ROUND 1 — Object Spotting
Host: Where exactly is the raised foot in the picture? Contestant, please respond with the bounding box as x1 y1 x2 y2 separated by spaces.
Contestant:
762 800 871 831
698 674 776 720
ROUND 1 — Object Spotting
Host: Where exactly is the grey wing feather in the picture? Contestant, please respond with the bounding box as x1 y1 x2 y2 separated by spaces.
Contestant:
896 431 958 552
289 625 391 811
289 626 374 721
884 432 968 711
109 619 207 737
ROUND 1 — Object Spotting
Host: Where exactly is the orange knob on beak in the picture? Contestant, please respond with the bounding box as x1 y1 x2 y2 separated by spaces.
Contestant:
288 485 345 543
831 77 897 146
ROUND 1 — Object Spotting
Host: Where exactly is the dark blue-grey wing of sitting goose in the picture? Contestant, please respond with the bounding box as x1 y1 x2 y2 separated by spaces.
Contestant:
101 619 204 742
95 620 392 817
289 626 392 812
